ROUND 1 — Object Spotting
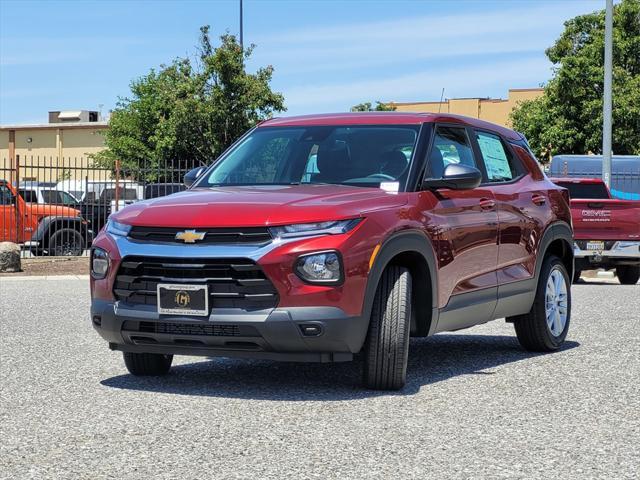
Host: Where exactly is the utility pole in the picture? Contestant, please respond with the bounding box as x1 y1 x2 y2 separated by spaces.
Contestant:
602 0 613 187
239 0 244 50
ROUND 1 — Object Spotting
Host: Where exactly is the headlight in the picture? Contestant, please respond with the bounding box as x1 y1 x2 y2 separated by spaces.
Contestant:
295 251 343 284
270 219 361 239
106 219 131 237
91 248 109 279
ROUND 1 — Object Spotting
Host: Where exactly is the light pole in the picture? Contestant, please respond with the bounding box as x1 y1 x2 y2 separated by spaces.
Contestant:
239 0 244 50
602 0 613 187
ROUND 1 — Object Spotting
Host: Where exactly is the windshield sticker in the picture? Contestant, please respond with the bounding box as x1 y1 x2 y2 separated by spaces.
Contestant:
380 182 399 193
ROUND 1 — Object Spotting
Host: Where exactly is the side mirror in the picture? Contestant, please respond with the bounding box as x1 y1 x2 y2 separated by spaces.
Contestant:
422 164 482 190
184 167 205 188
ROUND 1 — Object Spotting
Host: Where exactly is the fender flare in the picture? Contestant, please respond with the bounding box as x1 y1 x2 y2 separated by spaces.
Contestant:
363 229 439 336
535 221 574 280
32 216 89 244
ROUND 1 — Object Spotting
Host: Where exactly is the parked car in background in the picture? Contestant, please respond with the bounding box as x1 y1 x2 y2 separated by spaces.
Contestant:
1 180 91 255
144 182 185 199
18 183 81 206
549 155 640 200
551 177 640 284
91 112 574 390
81 181 144 232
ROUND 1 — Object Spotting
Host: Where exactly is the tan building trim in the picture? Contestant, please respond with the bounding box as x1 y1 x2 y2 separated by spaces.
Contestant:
391 88 544 128
0 121 108 132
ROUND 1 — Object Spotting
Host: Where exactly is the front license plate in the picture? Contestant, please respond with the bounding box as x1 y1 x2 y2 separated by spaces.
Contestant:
586 241 605 251
157 284 209 316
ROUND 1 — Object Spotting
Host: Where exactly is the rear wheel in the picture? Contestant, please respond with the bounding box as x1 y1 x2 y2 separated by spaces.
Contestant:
48 228 84 256
616 265 639 285
511 255 571 352
363 266 412 390
123 352 173 376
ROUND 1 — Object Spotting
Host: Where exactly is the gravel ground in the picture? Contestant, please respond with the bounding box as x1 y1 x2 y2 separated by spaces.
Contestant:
1 278 638 479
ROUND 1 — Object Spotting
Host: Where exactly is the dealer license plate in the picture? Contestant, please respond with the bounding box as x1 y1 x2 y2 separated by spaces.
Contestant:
586 241 605 251
157 284 209 316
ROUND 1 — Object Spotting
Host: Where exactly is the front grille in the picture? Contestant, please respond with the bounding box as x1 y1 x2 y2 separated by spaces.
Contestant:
114 257 279 310
128 226 272 245
575 240 616 250
122 320 255 337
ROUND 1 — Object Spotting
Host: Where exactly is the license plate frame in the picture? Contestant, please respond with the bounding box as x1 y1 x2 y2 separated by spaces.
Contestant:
157 283 209 317
586 241 605 251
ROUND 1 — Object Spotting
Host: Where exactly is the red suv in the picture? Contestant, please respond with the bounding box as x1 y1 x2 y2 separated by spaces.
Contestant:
90 113 574 390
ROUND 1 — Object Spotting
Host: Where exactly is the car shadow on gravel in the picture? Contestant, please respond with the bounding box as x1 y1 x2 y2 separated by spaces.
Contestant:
101 334 579 400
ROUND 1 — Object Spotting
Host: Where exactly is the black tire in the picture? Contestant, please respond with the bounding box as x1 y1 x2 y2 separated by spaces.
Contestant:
511 255 571 352
616 265 639 285
47 228 84 256
123 352 173 376
363 266 412 390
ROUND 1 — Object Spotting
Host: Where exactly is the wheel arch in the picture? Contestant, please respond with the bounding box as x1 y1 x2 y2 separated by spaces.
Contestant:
33 216 89 248
536 221 574 281
364 229 439 337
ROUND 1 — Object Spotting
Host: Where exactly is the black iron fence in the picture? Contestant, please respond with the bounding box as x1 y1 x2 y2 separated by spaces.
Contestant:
1 155 202 258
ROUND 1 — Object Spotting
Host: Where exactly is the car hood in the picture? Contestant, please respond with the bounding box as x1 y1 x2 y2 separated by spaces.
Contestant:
113 185 407 227
28 204 80 217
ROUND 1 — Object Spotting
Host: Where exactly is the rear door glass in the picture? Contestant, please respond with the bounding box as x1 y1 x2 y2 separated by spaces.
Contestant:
476 131 517 182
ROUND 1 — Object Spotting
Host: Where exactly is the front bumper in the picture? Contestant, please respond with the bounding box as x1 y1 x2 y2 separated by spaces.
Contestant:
91 299 368 362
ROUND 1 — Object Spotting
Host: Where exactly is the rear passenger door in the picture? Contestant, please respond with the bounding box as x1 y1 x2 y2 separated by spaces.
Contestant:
471 129 545 315
422 125 499 330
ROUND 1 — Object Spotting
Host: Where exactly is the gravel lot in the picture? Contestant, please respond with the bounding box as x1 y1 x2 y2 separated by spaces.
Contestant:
1 278 638 479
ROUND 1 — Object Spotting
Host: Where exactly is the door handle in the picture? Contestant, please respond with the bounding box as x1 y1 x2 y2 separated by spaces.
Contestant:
479 198 496 210
532 194 546 206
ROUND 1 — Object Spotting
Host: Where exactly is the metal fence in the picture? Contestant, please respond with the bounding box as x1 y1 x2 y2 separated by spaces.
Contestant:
1 155 201 258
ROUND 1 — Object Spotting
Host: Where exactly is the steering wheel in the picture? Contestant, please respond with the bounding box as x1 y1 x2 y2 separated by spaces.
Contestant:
365 173 396 181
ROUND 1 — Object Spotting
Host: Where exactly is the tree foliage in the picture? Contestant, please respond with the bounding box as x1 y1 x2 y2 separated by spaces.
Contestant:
93 26 285 179
351 101 397 112
510 0 640 160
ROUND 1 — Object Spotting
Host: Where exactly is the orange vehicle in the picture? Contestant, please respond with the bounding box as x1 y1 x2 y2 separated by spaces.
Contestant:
0 179 92 256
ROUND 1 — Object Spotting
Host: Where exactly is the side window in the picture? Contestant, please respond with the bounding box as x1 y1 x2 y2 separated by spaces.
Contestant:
475 131 517 182
427 126 476 179
1 185 16 205
19 189 37 203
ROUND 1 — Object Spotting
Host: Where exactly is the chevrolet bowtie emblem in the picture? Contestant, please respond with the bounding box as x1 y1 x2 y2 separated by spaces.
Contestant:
175 230 206 243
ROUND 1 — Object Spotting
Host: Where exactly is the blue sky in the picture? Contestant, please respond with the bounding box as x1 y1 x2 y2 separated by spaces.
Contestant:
0 0 603 124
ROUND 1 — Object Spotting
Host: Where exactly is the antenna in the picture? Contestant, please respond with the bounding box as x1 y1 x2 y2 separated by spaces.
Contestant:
438 88 445 113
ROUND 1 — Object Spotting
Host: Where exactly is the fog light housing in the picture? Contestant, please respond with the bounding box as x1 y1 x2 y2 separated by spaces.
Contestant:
294 251 343 284
91 248 109 279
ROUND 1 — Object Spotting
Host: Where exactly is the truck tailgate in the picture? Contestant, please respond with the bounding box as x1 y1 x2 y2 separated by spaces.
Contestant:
570 199 640 240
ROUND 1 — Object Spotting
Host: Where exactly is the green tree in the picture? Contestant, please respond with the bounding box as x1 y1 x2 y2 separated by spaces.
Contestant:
93 26 285 180
510 0 640 160
351 101 397 112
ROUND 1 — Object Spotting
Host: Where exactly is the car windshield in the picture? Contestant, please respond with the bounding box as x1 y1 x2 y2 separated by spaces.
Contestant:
196 125 420 190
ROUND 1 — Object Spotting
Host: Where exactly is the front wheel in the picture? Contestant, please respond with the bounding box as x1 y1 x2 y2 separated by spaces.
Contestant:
123 352 173 376
616 266 639 285
511 255 571 352
363 266 412 390
47 228 84 256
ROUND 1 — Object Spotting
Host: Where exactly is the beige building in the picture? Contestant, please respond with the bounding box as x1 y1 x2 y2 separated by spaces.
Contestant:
0 110 108 183
391 88 543 127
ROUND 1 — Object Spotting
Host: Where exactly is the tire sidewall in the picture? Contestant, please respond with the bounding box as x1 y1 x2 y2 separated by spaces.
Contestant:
538 257 571 349
49 229 83 256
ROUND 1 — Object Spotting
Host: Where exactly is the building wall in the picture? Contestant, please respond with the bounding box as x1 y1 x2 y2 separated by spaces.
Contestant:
392 88 543 127
0 125 107 182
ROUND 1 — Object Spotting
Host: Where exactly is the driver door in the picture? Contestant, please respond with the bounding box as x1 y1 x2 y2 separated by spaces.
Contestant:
421 125 499 331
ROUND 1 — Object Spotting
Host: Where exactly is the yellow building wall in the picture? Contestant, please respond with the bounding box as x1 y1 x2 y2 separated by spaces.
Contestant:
393 88 544 127
0 126 107 182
